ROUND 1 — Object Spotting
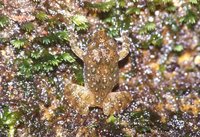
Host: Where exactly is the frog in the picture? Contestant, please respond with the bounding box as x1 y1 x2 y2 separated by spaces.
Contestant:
64 29 132 115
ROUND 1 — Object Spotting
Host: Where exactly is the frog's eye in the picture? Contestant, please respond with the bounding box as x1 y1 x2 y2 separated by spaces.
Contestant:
109 40 114 46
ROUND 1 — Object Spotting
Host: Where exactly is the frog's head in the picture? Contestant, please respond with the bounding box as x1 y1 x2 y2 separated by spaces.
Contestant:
89 29 115 50
85 29 118 63
91 29 109 44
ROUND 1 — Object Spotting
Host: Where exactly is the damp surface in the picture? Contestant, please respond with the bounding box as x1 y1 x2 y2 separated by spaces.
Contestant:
0 0 200 137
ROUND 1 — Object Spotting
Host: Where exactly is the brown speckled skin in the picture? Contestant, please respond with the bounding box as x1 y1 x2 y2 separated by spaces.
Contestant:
65 29 132 115
83 30 119 107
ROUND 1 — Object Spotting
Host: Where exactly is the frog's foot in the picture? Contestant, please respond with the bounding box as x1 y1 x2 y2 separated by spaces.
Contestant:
64 79 95 115
102 91 132 115
117 32 131 61
68 29 84 60
76 126 97 137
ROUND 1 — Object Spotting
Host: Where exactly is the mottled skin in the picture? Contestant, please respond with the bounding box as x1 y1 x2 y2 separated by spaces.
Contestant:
84 30 119 107
65 29 132 115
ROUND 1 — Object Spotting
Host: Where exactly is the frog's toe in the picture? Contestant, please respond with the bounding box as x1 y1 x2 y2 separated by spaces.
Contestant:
64 79 95 115
76 126 97 137
102 91 132 115
118 34 130 61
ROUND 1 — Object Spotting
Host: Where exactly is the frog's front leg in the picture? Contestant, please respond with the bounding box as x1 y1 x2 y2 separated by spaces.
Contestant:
64 79 95 115
68 31 84 60
102 91 132 115
117 33 131 61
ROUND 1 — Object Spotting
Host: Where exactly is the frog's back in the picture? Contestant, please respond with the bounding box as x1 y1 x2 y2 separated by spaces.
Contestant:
83 30 119 106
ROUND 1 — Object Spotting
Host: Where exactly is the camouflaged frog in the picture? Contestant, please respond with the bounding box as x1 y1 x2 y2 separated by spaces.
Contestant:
64 29 132 115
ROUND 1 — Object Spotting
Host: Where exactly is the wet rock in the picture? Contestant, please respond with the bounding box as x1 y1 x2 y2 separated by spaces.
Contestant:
166 62 179 72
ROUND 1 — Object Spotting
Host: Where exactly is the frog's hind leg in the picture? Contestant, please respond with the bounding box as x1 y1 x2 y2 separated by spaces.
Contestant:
64 79 95 115
102 91 132 115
